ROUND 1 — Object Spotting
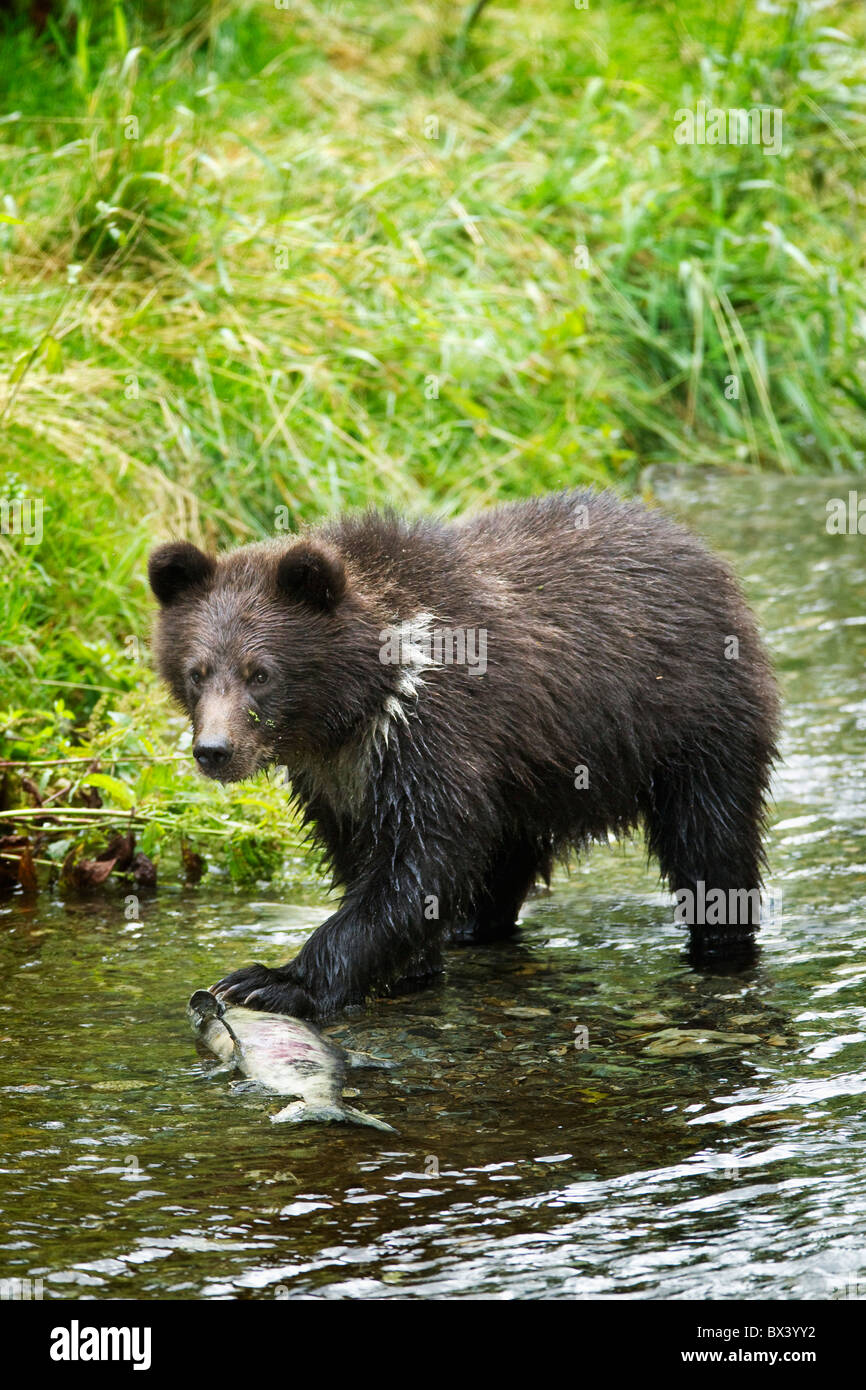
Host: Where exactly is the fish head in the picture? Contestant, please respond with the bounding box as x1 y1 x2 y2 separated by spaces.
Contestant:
187 990 238 1065
187 990 225 1029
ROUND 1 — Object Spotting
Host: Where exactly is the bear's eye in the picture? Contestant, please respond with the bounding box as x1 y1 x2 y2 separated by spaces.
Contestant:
251 669 269 686
189 670 203 687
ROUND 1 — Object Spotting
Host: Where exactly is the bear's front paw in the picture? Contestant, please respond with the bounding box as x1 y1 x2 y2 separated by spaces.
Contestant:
210 964 319 1019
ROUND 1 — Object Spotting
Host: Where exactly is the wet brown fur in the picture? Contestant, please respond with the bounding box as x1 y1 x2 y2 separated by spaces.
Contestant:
149 490 780 1019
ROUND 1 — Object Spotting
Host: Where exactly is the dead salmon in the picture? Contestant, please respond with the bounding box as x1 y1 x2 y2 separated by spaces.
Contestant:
187 990 395 1131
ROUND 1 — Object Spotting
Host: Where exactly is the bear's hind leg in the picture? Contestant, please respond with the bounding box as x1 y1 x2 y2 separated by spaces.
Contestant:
643 744 773 963
391 940 444 995
449 839 548 945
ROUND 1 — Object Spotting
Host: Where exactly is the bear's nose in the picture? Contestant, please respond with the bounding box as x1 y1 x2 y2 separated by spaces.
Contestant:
194 737 234 773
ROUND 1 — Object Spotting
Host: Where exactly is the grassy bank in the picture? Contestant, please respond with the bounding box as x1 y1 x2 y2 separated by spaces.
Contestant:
1 0 864 886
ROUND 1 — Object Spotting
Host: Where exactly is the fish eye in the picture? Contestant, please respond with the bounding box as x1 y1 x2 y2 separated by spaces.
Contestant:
251 669 270 686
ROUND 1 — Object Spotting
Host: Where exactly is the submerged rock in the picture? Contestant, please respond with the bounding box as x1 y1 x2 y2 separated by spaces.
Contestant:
642 1027 762 1057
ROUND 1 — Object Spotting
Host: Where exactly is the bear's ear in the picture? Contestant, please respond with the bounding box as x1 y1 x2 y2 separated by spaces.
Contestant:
276 541 347 611
148 542 215 605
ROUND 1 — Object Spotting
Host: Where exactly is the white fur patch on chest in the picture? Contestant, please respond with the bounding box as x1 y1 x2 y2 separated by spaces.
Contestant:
378 612 439 674
375 610 442 741
300 614 437 818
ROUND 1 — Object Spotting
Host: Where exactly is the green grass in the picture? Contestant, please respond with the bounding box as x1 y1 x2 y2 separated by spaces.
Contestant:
1 0 864 882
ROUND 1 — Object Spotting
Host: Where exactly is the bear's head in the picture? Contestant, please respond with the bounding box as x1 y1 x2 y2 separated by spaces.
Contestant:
148 538 381 783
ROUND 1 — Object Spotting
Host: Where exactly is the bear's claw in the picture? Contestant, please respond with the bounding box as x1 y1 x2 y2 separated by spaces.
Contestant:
211 964 319 1019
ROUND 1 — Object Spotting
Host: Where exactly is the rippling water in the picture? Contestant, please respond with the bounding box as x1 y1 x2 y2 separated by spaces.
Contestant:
2 471 865 1300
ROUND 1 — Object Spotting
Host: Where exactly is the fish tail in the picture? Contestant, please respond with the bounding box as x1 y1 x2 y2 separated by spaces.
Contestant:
271 1101 395 1132
341 1104 396 1132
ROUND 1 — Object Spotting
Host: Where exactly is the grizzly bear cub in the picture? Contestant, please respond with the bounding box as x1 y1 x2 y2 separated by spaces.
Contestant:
149 490 779 1019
